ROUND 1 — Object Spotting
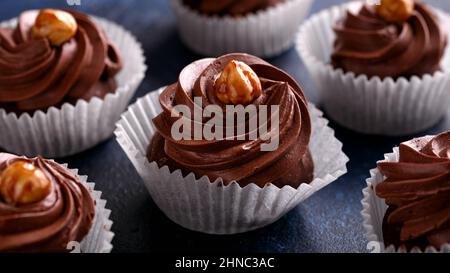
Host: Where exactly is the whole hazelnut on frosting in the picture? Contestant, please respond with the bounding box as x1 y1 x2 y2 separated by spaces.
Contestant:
214 60 262 105
32 9 78 46
375 0 414 23
0 161 52 206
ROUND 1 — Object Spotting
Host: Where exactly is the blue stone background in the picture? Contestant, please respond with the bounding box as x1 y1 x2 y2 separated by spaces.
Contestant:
0 0 449 253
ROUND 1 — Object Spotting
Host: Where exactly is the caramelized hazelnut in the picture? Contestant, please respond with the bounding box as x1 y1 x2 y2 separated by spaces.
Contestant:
375 0 414 23
32 9 78 46
0 161 52 206
214 60 262 105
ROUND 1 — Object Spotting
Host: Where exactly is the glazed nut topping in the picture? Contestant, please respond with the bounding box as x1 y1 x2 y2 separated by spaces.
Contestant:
375 0 414 23
214 60 262 105
32 9 78 46
0 161 52 206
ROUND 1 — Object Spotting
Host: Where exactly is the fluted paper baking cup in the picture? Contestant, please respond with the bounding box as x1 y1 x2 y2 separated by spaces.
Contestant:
297 1 450 136
114 87 348 234
171 0 313 58
63 165 114 253
0 15 146 158
361 148 450 253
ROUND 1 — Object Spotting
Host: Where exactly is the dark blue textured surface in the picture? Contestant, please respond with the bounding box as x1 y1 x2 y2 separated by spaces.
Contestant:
1 0 449 253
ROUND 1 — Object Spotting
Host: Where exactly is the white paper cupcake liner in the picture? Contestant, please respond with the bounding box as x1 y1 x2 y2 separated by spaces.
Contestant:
0 15 147 158
171 0 314 57
361 148 450 253
297 1 450 136
114 87 348 234
57 165 114 253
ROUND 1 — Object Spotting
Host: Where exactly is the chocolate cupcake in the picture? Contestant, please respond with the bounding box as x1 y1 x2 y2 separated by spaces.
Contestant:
297 0 450 135
171 0 314 57
183 0 284 16
0 9 122 113
0 153 113 252
0 9 146 157
149 53 313 188
362 131 450 253
331 2 447 79
377 132 450 250
115 53 348 234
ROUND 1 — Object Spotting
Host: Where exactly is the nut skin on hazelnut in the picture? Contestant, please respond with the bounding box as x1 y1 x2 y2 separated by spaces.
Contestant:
375 0 415 23
214 60 262 105
0 161 52 206
32 9 78 46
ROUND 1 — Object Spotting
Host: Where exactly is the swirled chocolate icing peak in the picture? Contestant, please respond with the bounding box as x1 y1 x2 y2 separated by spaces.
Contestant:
376 131 450 250
332 3 447 79
0 9 122 113
148 53 314 188
0 153 95 252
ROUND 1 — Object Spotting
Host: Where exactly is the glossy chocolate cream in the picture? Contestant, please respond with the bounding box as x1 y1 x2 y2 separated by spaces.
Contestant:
183 0 284 16
332 3 447 79
376 132 450 250
148 53 313 188
0 10 122 113
0 153 95 252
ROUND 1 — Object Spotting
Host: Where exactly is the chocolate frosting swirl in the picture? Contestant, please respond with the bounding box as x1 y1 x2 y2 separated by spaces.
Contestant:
0 10 122 113
183 0 284 16
148 53 313 188
332 3 447 79
0 153 95 252
376 132 450 250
